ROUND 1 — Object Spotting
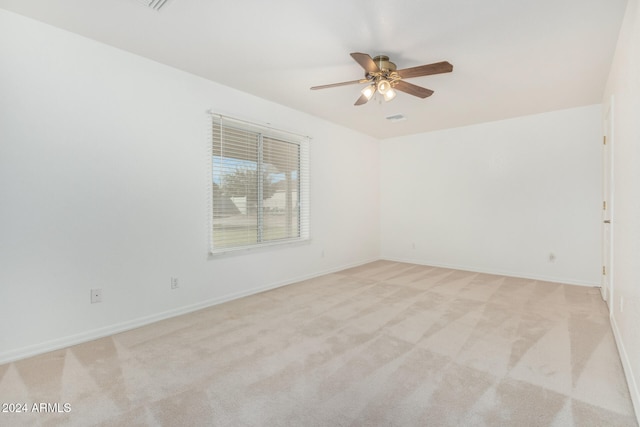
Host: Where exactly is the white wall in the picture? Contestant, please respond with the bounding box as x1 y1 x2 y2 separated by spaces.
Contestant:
604 0 640 417
380 105 603 286
0 9 380 363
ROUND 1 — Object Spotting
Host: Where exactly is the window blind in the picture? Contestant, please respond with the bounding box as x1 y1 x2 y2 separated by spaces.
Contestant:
210 114 310 253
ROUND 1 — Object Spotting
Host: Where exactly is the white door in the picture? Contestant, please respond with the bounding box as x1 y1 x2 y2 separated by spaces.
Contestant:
601 101 613 306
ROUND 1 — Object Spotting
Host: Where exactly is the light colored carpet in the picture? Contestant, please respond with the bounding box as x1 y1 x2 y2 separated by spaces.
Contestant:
0 261 637 426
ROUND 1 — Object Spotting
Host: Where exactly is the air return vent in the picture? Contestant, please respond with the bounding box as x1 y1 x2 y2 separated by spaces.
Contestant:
385 114 407 123
136 0 172 11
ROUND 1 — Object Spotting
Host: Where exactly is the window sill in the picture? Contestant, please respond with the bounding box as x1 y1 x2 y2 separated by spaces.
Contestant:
207 237 311 259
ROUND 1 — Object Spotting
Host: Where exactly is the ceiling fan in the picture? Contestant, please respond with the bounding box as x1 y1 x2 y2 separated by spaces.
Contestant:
311 52 453 106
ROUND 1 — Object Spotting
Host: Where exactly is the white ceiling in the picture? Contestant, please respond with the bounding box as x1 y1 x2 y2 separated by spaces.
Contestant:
0 0 628 139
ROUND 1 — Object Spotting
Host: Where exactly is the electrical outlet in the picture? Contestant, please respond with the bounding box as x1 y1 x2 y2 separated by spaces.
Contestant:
171 277 179 289
91 288 102 304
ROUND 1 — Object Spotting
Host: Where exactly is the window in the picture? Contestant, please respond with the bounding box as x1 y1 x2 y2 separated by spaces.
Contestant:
210 114 309 253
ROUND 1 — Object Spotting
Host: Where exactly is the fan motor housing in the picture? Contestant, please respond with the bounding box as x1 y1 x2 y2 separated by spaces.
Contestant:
372 55 397 72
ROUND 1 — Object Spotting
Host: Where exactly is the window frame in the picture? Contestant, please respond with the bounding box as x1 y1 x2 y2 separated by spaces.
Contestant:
209 113 310 255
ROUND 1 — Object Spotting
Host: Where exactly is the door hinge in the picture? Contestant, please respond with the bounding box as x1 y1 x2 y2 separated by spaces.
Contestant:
603 136 607 145
603 266 606 275
603 201 607 210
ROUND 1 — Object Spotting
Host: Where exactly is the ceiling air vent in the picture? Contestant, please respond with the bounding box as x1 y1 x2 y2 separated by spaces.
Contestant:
386 114 407 123
136 0 172 11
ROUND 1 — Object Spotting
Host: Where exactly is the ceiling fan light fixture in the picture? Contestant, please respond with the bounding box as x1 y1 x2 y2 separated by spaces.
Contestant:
377 79 392 95
310 52 453 106
383 88 397 102
361 84 376 100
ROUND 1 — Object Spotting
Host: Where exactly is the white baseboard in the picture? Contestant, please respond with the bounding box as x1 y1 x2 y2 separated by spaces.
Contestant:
610 313 640 425
380 256 600 287
0 257 378 365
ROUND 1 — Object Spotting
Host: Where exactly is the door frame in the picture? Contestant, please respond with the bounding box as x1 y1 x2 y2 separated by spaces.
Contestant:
601 97 614 307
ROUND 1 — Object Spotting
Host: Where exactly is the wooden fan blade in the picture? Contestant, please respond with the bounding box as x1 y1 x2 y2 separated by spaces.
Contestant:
396 61 453 79
310 79 367 90
350 52 380 75
394 80 434 98
354 93 370 106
